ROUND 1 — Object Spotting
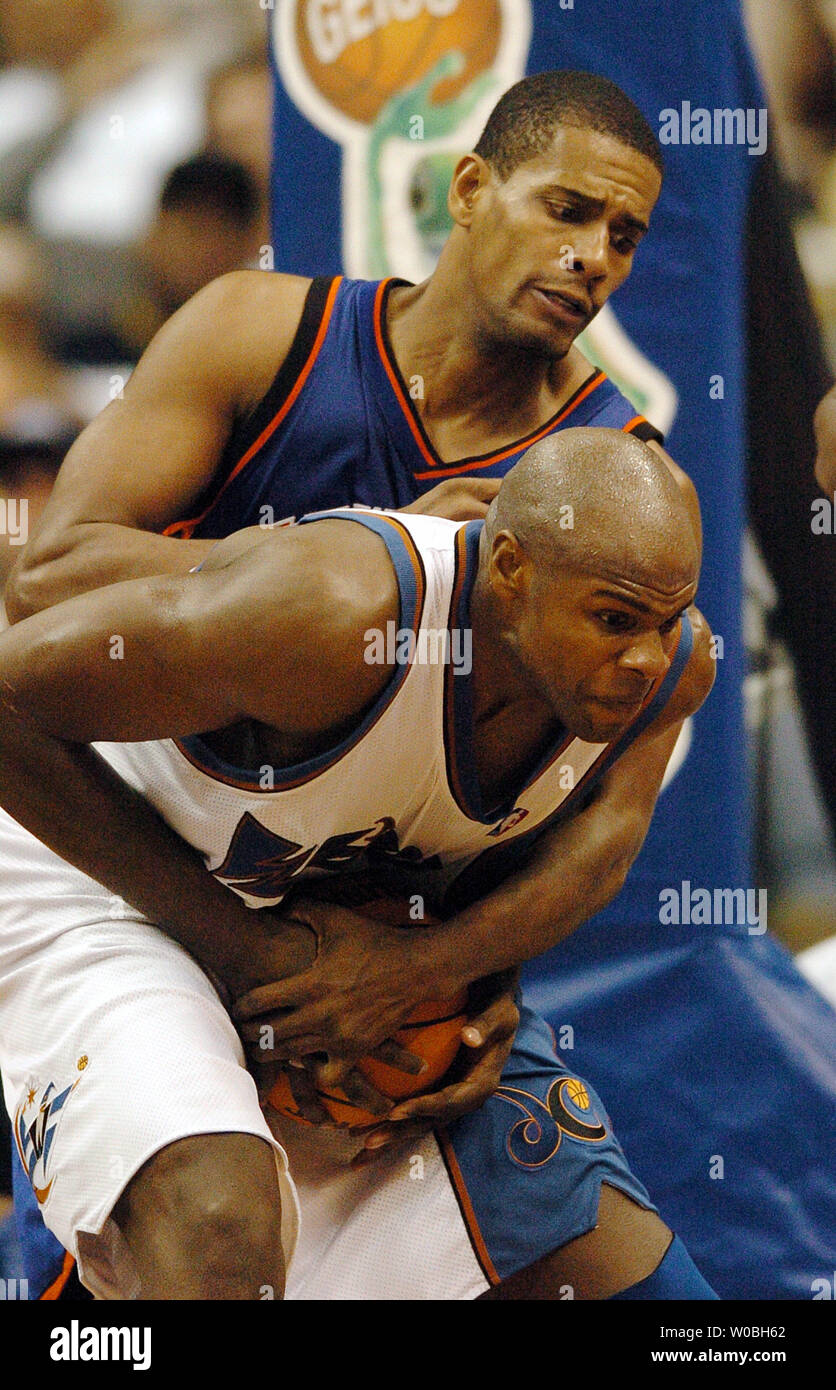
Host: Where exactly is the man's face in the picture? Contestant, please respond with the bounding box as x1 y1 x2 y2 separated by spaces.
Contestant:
460 125 661 358
505 542 698 744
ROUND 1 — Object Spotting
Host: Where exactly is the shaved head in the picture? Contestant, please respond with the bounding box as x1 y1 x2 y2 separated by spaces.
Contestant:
474 429 701 742
486 427 698 591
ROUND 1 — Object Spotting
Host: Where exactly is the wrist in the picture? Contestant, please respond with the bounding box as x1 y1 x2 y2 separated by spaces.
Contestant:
408 917 485 997
223 912 318 1000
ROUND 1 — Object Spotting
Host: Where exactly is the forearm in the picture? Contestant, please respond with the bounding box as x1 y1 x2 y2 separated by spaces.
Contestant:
6 524 217 624
423 798 642 990
0 703 313 996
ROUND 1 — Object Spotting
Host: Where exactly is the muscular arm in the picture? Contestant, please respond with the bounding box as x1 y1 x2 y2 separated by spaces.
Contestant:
0 523 395 995
4 270 312 623
5 270 501 624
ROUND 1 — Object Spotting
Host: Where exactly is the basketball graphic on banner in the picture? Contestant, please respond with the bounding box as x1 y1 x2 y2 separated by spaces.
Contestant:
294 0 502 126
274 0 531 277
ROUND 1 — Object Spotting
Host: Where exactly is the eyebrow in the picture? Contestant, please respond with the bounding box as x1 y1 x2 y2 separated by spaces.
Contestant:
540 184 649 236
592 589 652 613
592 588 689 616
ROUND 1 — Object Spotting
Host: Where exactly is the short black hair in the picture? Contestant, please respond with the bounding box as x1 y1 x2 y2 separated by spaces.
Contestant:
160 153 259 227
474 70 664 180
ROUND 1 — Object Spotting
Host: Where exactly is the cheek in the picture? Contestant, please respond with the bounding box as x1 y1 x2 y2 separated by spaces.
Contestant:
604 258 632 293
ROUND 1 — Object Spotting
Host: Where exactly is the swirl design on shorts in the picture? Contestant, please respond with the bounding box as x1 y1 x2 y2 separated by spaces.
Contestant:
495 1077 608 1168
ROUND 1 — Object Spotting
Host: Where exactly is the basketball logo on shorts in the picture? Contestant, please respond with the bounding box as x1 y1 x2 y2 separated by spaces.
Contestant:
13 1076 81 1205
495 1077 608 1168
273 0 532 278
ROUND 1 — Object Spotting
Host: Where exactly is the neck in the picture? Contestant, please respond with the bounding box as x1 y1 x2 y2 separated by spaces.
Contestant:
468 573 547 726
387 244 582 430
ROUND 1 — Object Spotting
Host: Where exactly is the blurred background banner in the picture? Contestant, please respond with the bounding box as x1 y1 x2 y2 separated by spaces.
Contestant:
270 0 836 1297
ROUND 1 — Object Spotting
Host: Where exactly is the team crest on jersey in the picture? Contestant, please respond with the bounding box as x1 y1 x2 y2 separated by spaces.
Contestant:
14 1074 82 1205
494 1077 609 1169
213 812 440 907
488 807 529 837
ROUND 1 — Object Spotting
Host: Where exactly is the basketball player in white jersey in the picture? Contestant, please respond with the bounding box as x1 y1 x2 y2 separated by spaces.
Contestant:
0 431 717 1299
4 72 703 1154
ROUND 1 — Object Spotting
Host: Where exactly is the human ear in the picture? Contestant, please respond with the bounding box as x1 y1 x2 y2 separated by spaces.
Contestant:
448 154 490 227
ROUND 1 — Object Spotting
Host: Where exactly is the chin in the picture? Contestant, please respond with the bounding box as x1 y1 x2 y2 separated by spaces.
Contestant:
570 707 630 743
486 312 571 361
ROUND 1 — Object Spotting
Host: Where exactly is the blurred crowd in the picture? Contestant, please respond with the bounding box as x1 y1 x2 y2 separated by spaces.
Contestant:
0 0 273 598
746 0 836 361
743 0 836 944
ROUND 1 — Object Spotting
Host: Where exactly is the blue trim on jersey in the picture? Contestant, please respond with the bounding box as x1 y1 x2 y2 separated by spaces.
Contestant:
176 510 425 790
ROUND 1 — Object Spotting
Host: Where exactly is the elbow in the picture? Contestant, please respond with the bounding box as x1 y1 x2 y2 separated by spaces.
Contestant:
609 813 652 892
4 525 83 624
4 554 47 625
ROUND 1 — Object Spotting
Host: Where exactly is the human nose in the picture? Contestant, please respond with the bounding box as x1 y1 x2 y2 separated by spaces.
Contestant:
565 222 609 279
619 629 669 682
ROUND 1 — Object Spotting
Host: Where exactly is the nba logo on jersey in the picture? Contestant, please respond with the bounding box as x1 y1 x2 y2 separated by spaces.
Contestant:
13 1077 79 1206
489 807 529 837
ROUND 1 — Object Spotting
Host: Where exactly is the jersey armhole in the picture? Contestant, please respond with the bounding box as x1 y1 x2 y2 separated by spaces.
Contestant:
163 276 339 538
625 416 665 446
230 275 337 454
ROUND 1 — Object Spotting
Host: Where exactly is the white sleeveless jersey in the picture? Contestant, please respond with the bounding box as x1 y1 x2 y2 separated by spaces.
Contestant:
101 509 693 918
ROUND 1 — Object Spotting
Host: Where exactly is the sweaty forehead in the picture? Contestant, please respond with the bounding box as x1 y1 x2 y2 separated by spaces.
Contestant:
572 533 699 600
509 125 661 204
542 493 699 595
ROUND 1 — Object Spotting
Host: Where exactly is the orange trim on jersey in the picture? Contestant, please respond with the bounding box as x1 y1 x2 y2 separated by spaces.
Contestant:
164 275 344 540
412 372 608 482
40 1251 75 1300
374 283 610 483
622 414 647 434
373 279 437 469
436 1127 501 1287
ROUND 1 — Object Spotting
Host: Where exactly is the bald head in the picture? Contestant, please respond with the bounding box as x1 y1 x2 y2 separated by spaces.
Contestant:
486 427 698 591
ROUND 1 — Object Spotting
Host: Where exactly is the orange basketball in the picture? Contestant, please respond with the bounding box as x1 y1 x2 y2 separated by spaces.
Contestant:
294 0 501 126
267 893 468 1128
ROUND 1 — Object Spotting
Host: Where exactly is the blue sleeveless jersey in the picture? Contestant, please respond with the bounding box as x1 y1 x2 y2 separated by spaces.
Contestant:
166 276 661 541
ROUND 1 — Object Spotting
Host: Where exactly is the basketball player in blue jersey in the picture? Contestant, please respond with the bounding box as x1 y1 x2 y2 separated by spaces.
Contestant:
6 71 700 1114
0 433 716 1299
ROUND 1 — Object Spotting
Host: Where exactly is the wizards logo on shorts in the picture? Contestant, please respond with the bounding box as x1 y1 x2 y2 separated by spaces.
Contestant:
495 1076 609 1169
13 1077 80 1205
